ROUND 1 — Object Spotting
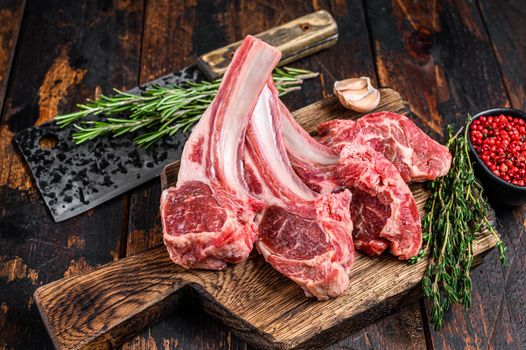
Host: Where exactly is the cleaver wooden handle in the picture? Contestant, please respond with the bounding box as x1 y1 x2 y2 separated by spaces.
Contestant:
197 10 338 80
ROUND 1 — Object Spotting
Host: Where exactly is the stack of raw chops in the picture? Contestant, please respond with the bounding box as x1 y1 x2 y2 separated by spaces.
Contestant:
160 36 452 300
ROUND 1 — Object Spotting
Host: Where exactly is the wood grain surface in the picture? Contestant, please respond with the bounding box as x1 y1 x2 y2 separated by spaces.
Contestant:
363 1 523 348
0 1 143 348
1 1 525 349
479 1 526 347
34 89 498 350
0 0 24 109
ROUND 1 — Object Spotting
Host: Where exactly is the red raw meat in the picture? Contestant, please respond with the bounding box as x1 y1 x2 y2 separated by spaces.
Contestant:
160 36 280 270
280 105 422 259
335 143 421 259
318 112 452 182
161 36 355 299
246 84 355 300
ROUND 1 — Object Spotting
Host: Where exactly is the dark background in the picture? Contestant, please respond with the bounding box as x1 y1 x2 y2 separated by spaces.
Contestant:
0 0 524 349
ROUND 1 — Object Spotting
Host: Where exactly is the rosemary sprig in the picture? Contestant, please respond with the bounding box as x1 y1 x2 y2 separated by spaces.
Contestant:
410 116 507 330
55 67 318 148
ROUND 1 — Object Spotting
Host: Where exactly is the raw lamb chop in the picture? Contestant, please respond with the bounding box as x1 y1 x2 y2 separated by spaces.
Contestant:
318 111 452 182
279 103 422 259
246 83 355 300
160 36 281 270
334 143 421 259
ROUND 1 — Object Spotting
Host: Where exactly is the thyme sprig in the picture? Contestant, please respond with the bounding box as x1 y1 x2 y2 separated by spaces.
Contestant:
410 117 507 330
56 67 318 147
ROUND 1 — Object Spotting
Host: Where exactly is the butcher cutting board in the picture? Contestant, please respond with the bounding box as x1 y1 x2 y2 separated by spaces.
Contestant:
34 89 499 350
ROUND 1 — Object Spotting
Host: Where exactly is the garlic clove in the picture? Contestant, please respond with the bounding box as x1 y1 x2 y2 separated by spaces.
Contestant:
347 88 380 113
336 77 368 91
334 77 380 113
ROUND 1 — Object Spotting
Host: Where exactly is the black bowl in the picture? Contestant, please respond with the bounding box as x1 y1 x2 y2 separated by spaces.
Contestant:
468 108 526 206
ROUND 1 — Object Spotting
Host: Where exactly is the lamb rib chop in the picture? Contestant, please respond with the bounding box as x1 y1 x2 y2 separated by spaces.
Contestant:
161 36 355 299
160 36 281 270
279 103 422 259
318 112 452 183
245 83 355 300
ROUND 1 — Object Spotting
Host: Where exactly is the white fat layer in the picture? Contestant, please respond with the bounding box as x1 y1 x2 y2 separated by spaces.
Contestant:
251 87 315 200
219 47 280 193
243 152 283 206
176 108 212 185
281 105 339 165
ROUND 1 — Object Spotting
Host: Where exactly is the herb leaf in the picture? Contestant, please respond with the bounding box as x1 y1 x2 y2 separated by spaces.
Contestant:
410 116 507 330
56 67 318 147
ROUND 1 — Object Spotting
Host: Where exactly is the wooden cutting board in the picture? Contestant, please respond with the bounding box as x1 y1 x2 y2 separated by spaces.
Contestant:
34 89 498 350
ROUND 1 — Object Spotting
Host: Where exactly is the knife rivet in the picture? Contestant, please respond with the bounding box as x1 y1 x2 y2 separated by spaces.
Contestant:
299 23 310 31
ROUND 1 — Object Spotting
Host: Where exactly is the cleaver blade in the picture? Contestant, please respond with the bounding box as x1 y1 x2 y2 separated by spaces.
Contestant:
15 10 338 222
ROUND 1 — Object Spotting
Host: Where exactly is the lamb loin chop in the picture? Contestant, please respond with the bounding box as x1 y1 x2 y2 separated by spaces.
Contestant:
318 112 452 183
279 104 422 259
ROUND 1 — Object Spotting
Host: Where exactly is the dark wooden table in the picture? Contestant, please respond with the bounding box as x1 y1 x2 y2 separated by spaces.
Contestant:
0 1 524 349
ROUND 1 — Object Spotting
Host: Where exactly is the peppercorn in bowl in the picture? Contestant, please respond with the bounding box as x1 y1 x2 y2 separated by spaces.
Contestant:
468 108 526 206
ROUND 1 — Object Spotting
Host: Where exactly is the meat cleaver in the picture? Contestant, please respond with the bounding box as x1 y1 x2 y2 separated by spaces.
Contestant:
15 10 338 222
